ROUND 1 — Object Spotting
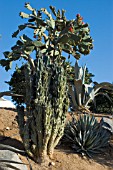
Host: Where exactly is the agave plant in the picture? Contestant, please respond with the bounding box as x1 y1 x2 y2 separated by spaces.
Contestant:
63 114 111 157
68 61 113 113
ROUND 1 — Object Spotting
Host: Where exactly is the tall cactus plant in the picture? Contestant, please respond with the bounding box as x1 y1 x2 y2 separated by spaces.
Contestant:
0 3 93 164
17 56 69 163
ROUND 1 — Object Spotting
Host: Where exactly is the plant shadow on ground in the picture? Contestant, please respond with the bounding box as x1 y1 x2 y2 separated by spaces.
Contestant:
0 135 24 150
56 137 113 169
92 141 113 168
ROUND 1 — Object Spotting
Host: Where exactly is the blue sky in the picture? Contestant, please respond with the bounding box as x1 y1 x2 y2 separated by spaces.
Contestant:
0 0 113 99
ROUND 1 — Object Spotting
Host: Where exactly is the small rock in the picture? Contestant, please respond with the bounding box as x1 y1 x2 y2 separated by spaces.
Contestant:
6 127 10 130
73 154 79 159
83 156 87 160
0 149 28 170
49 161 55 166
51 161 55 166
100 117 113 134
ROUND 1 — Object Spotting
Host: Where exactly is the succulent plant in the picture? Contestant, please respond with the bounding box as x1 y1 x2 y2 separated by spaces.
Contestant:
0 3 93 72
0 3 93 165
68 61 113 113
63 114 111 157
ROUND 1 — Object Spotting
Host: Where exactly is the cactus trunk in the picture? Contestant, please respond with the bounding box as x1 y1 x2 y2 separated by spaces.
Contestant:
17 56 69 164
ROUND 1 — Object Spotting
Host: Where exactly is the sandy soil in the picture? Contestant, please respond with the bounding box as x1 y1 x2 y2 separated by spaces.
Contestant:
0 108 113 170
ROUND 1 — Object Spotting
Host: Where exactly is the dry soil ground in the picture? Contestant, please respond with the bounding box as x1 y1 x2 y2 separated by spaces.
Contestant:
0 108 113 170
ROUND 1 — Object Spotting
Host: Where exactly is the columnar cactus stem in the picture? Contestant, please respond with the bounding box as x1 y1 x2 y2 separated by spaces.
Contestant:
24 64 31 114
0 3 93 164
16 55 69 162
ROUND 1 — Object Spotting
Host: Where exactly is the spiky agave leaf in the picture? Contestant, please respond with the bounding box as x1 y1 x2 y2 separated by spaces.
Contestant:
64 114 111 157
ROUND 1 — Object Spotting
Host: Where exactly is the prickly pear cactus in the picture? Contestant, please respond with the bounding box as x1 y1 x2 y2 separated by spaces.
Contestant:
0 3 93 164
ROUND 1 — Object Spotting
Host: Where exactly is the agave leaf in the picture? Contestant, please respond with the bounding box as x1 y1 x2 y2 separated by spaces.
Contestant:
79 115 84 132
83 130 91 146
74 79 83 106
78 67 84 81
88 149 102 154
83 130 87 146
85 115 91 130
93 84 103 94
74 61 86 82
86 133 99 149
85 128 97 145
68 85 78 108
65 133 74 142
89 137 108 151
79 130 82 143
74 60 80 79
75 136 82 146
85 89 96 107
82 64 86 84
